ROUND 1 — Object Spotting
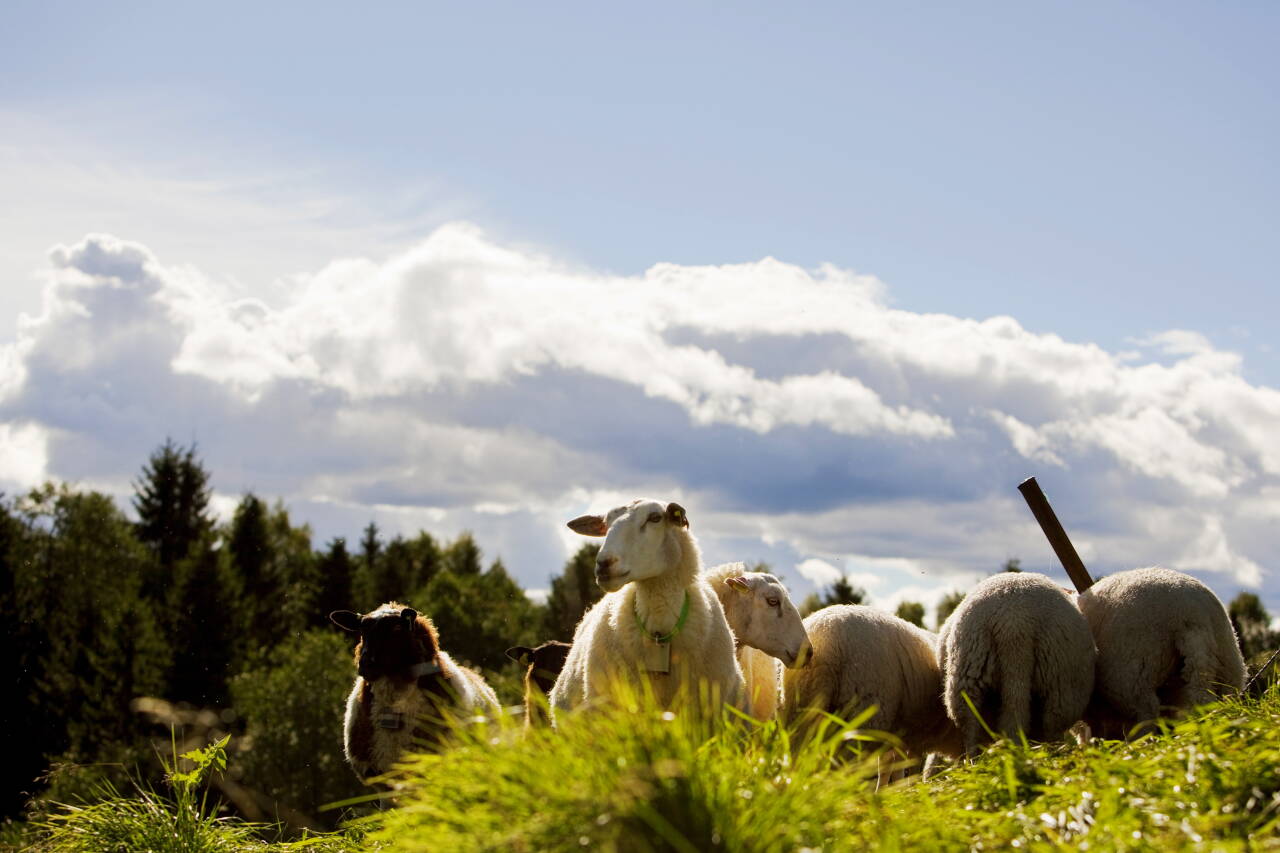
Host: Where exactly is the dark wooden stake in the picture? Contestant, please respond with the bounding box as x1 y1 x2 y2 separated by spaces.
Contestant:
1017 476 1095 593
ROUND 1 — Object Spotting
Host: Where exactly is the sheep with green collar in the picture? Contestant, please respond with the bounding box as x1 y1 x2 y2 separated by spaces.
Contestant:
550 499 744 720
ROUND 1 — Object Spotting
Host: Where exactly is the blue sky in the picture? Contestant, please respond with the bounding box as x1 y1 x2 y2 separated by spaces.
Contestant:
1 2 1277 619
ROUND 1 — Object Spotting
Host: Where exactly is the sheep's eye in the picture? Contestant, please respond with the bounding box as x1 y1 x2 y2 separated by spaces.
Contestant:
767 598 780 608
647 512 663 524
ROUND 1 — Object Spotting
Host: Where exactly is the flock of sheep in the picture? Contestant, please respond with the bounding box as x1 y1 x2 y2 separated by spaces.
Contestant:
327 497 1247 787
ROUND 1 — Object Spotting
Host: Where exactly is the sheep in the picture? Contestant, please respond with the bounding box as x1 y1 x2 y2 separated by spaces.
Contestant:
505 640 572 726
783 605 961 786
1075 566 1245 738
549 499 744 719
330 601 500 781
936 572 1096 757
704 561 811 719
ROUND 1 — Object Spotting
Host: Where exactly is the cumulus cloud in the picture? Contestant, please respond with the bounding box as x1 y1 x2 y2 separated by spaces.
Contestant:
2 225 1277 612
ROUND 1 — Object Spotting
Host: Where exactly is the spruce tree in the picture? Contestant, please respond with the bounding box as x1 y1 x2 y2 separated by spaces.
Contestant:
543 543 603 641
315 537 355 623
132 439 212 598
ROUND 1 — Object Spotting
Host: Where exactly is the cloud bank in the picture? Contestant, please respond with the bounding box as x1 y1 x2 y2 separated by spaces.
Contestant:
2 225 1275 612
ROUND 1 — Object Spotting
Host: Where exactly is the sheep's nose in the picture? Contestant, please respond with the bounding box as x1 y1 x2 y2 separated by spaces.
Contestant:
595 555 619 579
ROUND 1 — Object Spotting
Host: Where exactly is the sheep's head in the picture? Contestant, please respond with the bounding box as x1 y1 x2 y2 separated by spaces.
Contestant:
330 602 439 682
722 573 812 668
506 640 572 694
566 498 690 592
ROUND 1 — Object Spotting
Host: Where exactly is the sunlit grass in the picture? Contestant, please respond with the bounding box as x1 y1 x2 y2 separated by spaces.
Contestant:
24 686 1280 851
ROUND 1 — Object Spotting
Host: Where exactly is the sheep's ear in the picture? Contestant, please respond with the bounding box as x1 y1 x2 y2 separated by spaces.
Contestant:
723 576 752 594
665 502 689 528
401 608 418 622
330 610 362 633
506 646 533 666
567 514 609 536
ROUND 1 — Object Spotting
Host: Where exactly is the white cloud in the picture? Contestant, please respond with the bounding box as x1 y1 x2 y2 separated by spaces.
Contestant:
795 558 842 587
0 421 49 489
2 223 1277 611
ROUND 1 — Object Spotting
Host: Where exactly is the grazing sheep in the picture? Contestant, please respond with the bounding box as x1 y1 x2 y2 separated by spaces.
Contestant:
330 602 500 780
704 562 811 719
783 605 961 786
506 641 572 726
937 572 1096 757
549 499 744 719
1076 566 1245 737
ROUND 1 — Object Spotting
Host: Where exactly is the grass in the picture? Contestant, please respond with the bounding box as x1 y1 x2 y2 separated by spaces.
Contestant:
21 687 1280 851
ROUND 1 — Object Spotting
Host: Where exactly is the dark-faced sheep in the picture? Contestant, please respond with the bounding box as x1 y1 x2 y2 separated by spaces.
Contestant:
506 640 571 726
330 601 500 781
1076 566 1245 738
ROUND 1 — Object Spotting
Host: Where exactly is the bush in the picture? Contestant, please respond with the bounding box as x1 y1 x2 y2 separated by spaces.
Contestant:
230 631 366 828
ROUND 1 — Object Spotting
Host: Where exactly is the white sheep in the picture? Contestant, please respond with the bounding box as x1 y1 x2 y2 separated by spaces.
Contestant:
936 572 1096 756
783 605 962 786
549 499 744 719
704 561 811 719
330 602 500 780
1076 566 1245 737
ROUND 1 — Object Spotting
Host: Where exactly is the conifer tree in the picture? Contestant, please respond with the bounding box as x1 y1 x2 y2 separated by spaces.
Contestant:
543 543 602 641
132 439 212 598
315 537 355 623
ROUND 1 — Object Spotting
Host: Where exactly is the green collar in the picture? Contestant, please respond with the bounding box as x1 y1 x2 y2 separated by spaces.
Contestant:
635 592 690 644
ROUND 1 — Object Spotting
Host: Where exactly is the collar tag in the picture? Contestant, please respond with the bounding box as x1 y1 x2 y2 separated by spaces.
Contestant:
376 711 405 730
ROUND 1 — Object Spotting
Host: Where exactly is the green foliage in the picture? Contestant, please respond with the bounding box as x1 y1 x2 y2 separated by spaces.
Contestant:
894 600 925 627
440 532 483 576
132 438 213 590
314 537 355 626
1002 557 1022 572
412 553 545 702
801 576 866 616
1229 591 1278 661
229 631 366 827
167 534 243 706
366 689 1280 851
352 528 440 612
15 485 170 759
31 735 365 853
935 590 966 628
542 543 602 642
228 496 317 659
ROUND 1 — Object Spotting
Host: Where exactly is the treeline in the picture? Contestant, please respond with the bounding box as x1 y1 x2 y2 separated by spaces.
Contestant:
1 440 603 827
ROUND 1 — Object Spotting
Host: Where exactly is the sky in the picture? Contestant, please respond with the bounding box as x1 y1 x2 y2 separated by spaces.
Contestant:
1 1 1277 620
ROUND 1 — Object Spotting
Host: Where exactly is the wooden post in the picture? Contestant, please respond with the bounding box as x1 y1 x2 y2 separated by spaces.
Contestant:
1017 476 1095 593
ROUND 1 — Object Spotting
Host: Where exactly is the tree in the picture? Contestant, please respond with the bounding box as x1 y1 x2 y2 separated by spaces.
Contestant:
543 544 603 642
1229 592 1278 661
1002 558 1022 573
413 554 545 698
314 537 355 624
230 630 365 827
799 576 866 617
14 485 170 777
166 533 241 706
824 577 865 606
935 591 966 628
442 532 484 576
895 601 925 627
132 439 213 597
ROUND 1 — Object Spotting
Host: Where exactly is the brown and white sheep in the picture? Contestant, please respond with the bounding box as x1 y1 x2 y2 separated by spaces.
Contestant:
330 601 500 781
506 640 572 727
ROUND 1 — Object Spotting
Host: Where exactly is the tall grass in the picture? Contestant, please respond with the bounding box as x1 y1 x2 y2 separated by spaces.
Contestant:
371 686 1280 851
24 687 1280 851
27 735 365 853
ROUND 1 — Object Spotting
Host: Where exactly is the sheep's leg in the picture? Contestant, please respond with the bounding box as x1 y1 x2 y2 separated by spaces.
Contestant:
1175 626 1223 708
